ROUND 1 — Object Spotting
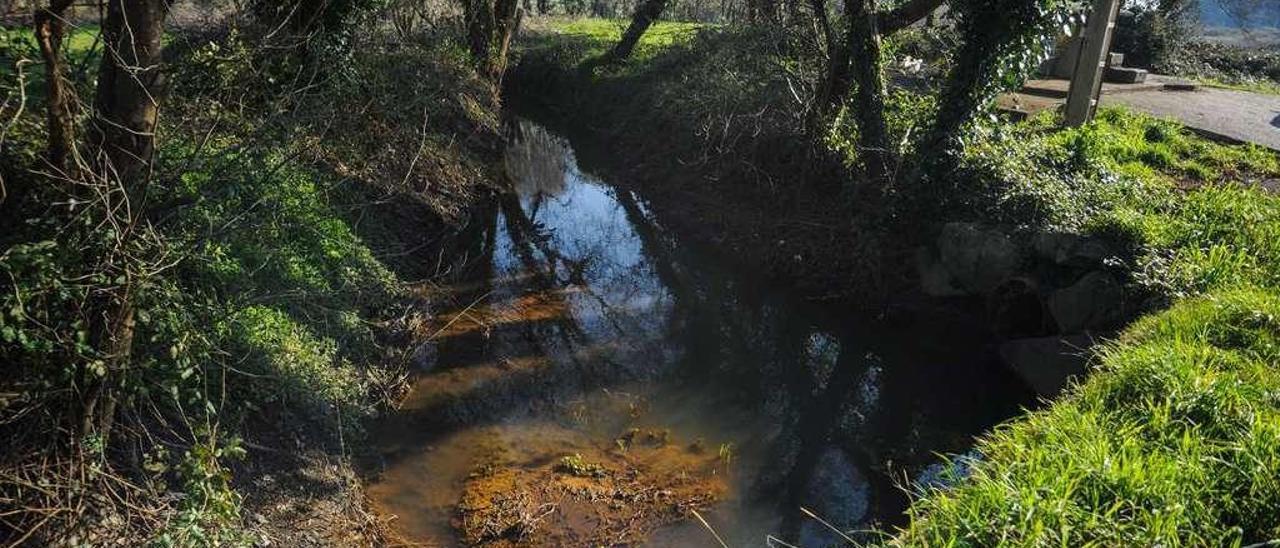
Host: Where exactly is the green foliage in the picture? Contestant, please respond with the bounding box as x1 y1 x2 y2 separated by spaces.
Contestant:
0 23 102 92
923 0 1086 157
1100 183 1280 298
893 108 1280 545
894 288 1280 546
1112 0 1200 70
3 13 503 541
155 432 251 547
1160 40 1280 95
950 107 1279 237
226 305 367 421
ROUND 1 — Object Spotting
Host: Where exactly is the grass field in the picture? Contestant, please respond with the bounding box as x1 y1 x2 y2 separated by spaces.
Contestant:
0 23 102 95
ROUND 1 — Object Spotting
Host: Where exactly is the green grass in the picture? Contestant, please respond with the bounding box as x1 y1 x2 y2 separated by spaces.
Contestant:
895 109 1280 546
525 17 706 61
0 23 102 79
1196 75 1280 97
894 287 1280 546
964 107 1280 298
0 23 101 55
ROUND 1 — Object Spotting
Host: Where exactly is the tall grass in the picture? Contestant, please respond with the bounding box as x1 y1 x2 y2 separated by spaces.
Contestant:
894 288 1280 546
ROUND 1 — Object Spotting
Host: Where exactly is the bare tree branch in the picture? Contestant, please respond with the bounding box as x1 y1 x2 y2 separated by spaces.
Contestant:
877 0 944 34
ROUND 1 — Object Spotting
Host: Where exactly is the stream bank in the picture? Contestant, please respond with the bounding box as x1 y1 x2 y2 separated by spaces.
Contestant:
363 118 1035 546
495 21 1280 547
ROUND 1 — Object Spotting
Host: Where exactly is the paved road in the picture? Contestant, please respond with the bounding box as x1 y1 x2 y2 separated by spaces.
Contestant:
1004 77 1280 150
1103 84 1280 150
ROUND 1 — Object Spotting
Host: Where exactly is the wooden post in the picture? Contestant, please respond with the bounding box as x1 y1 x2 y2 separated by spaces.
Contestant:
1064 0 1121 127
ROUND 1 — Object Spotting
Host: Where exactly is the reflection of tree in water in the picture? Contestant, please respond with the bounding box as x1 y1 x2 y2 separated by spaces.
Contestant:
505 119 569 200
373 120 1033 546
605 145 1026 543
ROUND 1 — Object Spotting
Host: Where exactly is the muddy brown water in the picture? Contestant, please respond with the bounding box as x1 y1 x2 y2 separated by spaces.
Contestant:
365 119 1035 546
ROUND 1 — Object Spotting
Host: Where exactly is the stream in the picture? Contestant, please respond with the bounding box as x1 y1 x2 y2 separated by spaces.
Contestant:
365 119 1036 546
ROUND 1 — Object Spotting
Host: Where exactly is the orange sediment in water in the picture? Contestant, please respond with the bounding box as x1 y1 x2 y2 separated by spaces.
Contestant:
453 430 729 546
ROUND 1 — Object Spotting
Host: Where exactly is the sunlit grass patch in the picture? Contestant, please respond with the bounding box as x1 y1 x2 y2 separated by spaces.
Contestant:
1063 107 1278 183
894 287 1280 546
527 17 707 60
0 23 102 89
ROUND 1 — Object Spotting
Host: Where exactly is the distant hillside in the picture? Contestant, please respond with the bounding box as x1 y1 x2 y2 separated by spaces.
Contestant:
1201 0 1280 29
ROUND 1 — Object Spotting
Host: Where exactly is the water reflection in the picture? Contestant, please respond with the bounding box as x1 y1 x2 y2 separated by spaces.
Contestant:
366 119 1035 546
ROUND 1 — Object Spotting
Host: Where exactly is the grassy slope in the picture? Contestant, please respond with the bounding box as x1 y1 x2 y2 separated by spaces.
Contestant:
0 24 500 543
897 110 1280 546
513 21 1280 546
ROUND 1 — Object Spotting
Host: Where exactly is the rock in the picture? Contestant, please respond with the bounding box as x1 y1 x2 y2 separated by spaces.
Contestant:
798 448 870 548
988 276 1049 339
914 450 981 493
1163 80 1199 92
1048 272 1123 333
999 335 1096 397
1073 240 1110 265
1107 52 1126 68
917 246 964 297
1033 232 1111 268
924 223 1021 296
1105 66 1148 84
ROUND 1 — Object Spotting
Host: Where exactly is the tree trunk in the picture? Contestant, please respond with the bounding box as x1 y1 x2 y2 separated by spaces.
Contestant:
33 0 76 172
808 0 850 133
846 0 892 186
90 0 168 189
581 0 668 71
465 0 523 82
81 0 168 446
876 0 943 34
489 0 522 83
749 0 778 23
609 0 667 61
810 0 939 133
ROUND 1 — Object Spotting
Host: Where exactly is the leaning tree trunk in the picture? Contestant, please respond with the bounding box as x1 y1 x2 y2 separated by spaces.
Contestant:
580 0 668 72
33 0 77 172
608 0 668 61
465 0 522 82
81 0 169 445
490 0 522 83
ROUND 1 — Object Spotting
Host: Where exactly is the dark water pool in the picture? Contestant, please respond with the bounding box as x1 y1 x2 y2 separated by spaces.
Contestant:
365 119 1034 546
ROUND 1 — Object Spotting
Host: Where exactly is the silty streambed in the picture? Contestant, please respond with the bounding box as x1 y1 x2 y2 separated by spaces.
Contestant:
365 119 1035 546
